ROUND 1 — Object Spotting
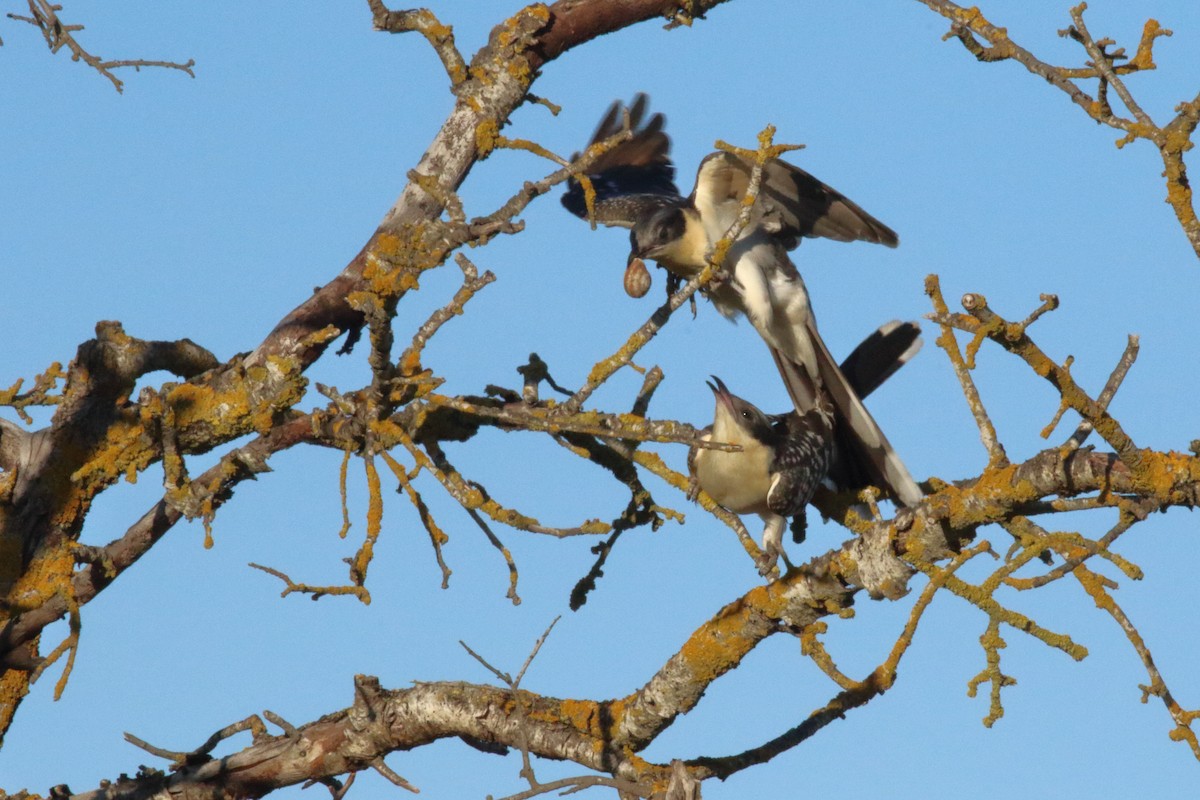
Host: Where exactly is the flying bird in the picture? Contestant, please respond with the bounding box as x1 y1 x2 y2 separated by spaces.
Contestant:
690 322 921 574
562 94 922 508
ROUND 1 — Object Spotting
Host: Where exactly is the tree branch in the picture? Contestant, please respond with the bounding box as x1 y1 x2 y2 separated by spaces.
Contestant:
8 0 194 93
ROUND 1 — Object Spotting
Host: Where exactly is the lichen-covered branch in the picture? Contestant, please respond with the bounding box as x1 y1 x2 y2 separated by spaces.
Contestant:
8 2 1200 792
917 0 1200 256
367 3 467 89
1075 565 1200 757
12 507 982 800
929 290 1142 472
925 276 1008 467
0 413 316 674
0 0 738 742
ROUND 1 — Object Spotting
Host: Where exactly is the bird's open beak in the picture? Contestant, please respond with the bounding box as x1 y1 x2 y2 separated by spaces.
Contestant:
705 375 734 411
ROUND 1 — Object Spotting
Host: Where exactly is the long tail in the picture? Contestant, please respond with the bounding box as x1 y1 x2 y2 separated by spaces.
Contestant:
772 320 923 507
839 321 921 400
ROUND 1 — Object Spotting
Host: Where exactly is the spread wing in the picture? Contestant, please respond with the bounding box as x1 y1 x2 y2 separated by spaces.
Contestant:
561 94 683 229
692 151 899 248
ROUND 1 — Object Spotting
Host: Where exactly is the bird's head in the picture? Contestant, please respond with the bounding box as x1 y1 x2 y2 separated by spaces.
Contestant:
706 376 774 445
629 205 688 263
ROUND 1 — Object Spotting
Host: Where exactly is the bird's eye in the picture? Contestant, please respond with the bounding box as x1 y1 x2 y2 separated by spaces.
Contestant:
741 411 751 419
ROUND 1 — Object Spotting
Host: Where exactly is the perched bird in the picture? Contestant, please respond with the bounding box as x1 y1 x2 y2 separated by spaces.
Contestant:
690 322 921 574
562 94 921 508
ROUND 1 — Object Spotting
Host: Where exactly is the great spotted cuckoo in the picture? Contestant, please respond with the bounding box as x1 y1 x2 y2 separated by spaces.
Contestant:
561 94 922 510
689 322 921 573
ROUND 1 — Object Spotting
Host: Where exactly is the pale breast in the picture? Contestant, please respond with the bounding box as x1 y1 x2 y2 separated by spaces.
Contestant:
694 445 773 515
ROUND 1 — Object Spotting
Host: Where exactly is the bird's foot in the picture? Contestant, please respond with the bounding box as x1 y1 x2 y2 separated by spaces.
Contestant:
708 266 733 291
756 551 781 579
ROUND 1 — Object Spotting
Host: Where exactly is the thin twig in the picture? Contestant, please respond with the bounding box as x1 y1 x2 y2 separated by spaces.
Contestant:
465 506 520 605
1065 334 1139 451
248 562 370 604
925 275 1008 466
1075 564 1200 758
918 0 1199 256
372 757 420 793
9 0 194 93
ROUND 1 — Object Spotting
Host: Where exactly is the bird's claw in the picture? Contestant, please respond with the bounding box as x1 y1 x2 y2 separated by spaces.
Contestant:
756 551 781 579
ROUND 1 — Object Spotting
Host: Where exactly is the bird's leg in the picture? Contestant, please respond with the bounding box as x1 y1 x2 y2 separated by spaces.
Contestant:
757 514 787 577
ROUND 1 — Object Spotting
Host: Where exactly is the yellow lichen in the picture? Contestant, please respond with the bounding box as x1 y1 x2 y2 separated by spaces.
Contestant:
475 119 501 159
558 697 603 736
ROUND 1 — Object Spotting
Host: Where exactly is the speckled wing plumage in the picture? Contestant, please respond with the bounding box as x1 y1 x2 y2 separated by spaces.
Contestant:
693 151 899 248
765 408 834 519
561 94 682 228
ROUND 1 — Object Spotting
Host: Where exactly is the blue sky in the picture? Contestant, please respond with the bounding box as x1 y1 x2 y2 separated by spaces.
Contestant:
2 1 1199 797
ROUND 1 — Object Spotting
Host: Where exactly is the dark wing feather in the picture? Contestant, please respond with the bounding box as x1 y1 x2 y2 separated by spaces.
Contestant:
766 410 833 518
562 94 681 227
825 321 922 493
768 320 921 505
838 321 921 400
575 193 679 229
694 151 899 248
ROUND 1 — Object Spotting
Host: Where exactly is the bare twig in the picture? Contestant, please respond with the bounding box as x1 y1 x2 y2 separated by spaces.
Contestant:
925 276 1008 466
492 776 649 800
1065 334 1139 451
248 562 370 604
1075 564 1200 758
514 617 560 689
918 0 1199 256
465 506 521 605
125 714 269 768
397 253 495 379
9 0 194 92
372 757 419 794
